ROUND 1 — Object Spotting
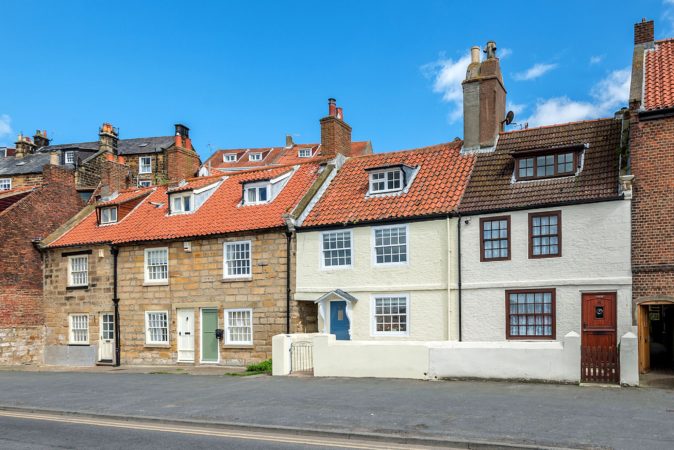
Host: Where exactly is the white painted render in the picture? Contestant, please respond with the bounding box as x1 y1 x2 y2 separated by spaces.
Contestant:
460 200 632 342
295 218 459 341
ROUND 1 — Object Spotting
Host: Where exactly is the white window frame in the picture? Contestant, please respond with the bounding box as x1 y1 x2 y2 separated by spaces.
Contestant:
370 294 410 337
69 314 89 344
0 148 6 158
67 255 89 287
372 224 409 266
139 156 153 174
320 230 353 269
249 153 263 162
100 206 118 224
243 182 270 205
144 247 169 284
145 311 169 345
223 240 252 279
224 308 253 345
0 178 11 191
170 192 194 214
298 148 312 158
368 168 403 194
223 153 237 162
138 180 152 188
65 151 75 164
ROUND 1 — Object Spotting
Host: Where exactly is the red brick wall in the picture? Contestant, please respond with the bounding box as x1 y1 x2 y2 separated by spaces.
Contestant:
166 146 201 182
0 165 84 326
320 116 352 157
630 113 674 306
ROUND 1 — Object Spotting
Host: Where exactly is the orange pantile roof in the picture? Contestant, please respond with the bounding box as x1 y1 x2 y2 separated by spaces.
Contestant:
302 141 474 227
644 39 674 111
47 164 323 247
97 187 156 206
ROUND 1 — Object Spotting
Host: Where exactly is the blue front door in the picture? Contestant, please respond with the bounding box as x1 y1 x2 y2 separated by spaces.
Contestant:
330 301 350 340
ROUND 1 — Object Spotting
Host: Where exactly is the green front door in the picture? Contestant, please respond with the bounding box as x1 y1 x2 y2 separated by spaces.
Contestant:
201 309 218 363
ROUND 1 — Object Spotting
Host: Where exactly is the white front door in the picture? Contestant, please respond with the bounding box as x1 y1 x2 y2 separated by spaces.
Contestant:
177 309 195 362
98 313 115 362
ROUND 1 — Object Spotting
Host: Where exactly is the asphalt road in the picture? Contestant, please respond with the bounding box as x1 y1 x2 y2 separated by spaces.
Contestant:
0 412 428 450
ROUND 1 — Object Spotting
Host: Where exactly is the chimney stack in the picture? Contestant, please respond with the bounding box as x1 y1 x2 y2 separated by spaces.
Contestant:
320 98 352 156
49 151 59 165
461 41 506 153
629 19 655 110
174 123 192 150
285 134 294 148
14 134 37 159
33 130 50 148
99 123 119 154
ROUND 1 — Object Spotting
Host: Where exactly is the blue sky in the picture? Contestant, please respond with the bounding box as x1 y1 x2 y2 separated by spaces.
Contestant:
1 0 672 159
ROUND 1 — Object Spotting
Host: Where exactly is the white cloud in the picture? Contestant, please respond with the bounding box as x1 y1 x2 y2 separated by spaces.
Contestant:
499 48 513 59
524 68 630 127
507 102 527 117
514 63 558 81
421 53 472 123
589 55 604 65
0 114 12 145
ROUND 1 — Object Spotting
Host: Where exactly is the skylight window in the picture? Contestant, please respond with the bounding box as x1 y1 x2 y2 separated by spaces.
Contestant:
249 153 263 162
369 169 403 194
100 206 118 224
298 148 312 158
224 153 237 162
171 192 193 214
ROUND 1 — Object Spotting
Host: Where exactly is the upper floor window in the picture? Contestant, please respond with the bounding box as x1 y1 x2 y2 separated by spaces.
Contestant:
223 240 252 279
298 148 312 158
224 153 237 162
529 211 561 258
369 169 402 194
100 206 118 224
373 225 408 265
170 192 193 214
144 248 169 283
244 183 269 205
0 178 11 190
138 180 152 188
249 153 262 162
516 151 578 181
67 255 89 287
139 156 152 174
480 216 510 261
322 230 352 268
65 151 75 164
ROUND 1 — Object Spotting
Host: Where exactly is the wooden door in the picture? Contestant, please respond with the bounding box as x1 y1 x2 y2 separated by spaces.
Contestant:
200 309 219 363
98 313 114 362
638 305 650 373
177 309 195 362
581 293 619 383
330 301 350 340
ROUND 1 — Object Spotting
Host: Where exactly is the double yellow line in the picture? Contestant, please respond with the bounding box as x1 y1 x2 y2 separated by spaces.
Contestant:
0 409 435 449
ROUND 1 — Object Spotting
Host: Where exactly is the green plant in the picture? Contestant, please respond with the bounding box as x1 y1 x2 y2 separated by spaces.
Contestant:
246 359 272 373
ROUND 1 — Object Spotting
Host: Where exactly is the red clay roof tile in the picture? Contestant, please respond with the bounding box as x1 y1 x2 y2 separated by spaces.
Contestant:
644 39 674 111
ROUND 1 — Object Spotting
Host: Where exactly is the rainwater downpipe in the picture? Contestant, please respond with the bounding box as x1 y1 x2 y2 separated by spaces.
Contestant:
285 230 292 334
111 246 121 366
457 214 463 342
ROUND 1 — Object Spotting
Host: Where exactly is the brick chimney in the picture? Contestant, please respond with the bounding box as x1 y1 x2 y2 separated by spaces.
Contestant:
462 41 507 153
99 123 119 154
320 98 352 156
174 124 192 150
629 19 655 110
285 134 294 148
33 130 50 148
14 134 37 159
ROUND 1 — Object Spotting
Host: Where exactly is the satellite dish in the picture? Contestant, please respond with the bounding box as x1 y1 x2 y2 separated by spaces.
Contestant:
505 110 515 125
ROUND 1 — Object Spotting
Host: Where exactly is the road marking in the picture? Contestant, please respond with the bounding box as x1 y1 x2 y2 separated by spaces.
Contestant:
0 410 435 449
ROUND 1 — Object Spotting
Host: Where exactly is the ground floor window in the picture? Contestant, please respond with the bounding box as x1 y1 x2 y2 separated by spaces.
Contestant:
145 311 169 344
224 309 253 345
372 295 409 336
69 314 89 344
506 289 555 339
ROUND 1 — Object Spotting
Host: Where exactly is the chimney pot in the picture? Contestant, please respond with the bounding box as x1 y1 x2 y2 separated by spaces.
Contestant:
470 46 481 63
99 122 119 154
328 98 337 116
336 107 343 120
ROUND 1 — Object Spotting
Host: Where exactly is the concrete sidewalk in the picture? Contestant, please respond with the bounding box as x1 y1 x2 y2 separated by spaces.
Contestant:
0 371 671 449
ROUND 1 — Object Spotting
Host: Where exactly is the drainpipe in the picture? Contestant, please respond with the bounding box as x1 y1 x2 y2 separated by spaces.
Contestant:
110 246 121 366
457 215 463 341
285 230 292 334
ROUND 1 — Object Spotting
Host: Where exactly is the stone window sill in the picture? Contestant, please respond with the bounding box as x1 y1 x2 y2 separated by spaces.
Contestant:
66 285 89 291
143 282 169 287
221 277 252 283
223 344 254 349
68 344 90 347
144 343 170 348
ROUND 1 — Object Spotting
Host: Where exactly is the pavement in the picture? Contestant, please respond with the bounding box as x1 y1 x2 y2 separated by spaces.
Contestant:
0 370 672 450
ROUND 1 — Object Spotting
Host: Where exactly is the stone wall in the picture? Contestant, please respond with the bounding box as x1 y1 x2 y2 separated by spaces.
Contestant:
4 172 44 189
43 230 313 366
166 146 201 182
0 326 45 365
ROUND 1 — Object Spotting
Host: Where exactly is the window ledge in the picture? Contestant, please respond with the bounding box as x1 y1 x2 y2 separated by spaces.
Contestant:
223 344 254 349
66 285 89 291
67 343 90 347
143 281 169 287
144 343 170 348
221 277 252 283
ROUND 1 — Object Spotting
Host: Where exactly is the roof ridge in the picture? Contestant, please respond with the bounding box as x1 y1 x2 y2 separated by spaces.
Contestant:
350 141 463 160
501 117 616 135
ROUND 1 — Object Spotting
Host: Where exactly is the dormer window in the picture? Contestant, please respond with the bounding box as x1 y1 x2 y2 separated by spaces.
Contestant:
65 151 75 164
100 206 118 224
249 153 263 162
369 169 402 194
515 150 579 181
170 192 193 214
244 183 269 205
298 148 312 158
224 153 237 162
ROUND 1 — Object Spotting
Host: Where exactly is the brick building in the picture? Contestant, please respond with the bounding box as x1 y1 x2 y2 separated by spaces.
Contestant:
0 165 85 365
40 162 330 367
628 19 674 374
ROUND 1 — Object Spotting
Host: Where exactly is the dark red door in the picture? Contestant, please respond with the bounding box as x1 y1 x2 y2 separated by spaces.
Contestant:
581 293 619 383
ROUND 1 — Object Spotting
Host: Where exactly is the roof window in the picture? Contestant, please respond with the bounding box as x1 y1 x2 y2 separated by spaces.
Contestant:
242 170 293 206
298 148 313 158
366 165 418 195
100 206 118 224
224 153 238 162
514 148 582 181
249 153 263 162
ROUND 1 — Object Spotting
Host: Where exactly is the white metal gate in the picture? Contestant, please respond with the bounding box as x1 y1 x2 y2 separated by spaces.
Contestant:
290 341 313 374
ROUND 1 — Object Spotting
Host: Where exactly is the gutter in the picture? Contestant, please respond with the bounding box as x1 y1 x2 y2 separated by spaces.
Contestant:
110 246 121 367
637 106 674 121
